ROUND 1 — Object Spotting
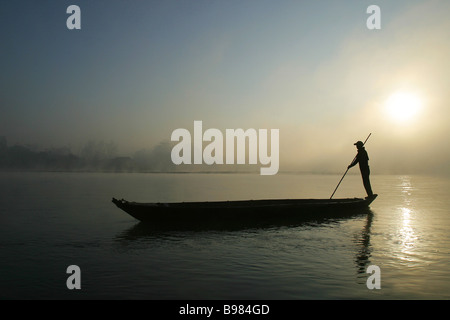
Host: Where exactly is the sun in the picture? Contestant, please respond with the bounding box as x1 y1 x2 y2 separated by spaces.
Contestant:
385 92 422 123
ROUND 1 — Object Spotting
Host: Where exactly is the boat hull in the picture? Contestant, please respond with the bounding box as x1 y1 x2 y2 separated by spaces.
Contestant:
112 195 377 227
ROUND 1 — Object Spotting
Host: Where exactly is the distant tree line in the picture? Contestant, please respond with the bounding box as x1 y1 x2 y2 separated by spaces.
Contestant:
0 136 176 172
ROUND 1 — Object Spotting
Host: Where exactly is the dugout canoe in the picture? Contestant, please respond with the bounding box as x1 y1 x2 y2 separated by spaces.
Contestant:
112 195 377 225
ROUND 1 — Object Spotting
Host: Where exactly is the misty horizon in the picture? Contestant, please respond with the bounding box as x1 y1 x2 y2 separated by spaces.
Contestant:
1 135 447 176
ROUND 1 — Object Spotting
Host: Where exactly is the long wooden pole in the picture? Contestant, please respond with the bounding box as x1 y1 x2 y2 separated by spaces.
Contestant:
330 133 372 199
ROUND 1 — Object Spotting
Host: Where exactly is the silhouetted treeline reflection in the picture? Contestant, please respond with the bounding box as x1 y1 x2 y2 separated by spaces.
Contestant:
0 137 176 172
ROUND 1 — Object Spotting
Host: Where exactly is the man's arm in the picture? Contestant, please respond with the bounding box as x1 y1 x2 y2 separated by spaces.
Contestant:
348 154 359 169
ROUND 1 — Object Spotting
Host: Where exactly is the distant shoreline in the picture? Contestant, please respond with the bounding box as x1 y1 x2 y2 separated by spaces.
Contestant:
0 169 427 176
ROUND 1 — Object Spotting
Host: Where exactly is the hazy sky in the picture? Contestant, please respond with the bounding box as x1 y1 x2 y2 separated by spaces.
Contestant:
1 0 449 174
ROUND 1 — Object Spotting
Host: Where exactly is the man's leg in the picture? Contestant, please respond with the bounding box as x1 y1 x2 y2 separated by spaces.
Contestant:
362 171 373 197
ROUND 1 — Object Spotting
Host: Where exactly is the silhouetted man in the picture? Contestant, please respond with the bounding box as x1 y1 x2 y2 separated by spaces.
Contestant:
348 141 374 198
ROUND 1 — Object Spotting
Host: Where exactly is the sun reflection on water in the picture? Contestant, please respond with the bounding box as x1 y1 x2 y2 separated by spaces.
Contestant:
364 175 450 298
393 178 421 266
398 207 418 254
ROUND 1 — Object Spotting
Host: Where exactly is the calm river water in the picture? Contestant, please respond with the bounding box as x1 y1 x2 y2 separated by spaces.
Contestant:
1 172 449 299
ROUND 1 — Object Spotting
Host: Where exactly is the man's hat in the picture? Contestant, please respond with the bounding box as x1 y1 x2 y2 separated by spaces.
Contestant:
354 141 364 147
